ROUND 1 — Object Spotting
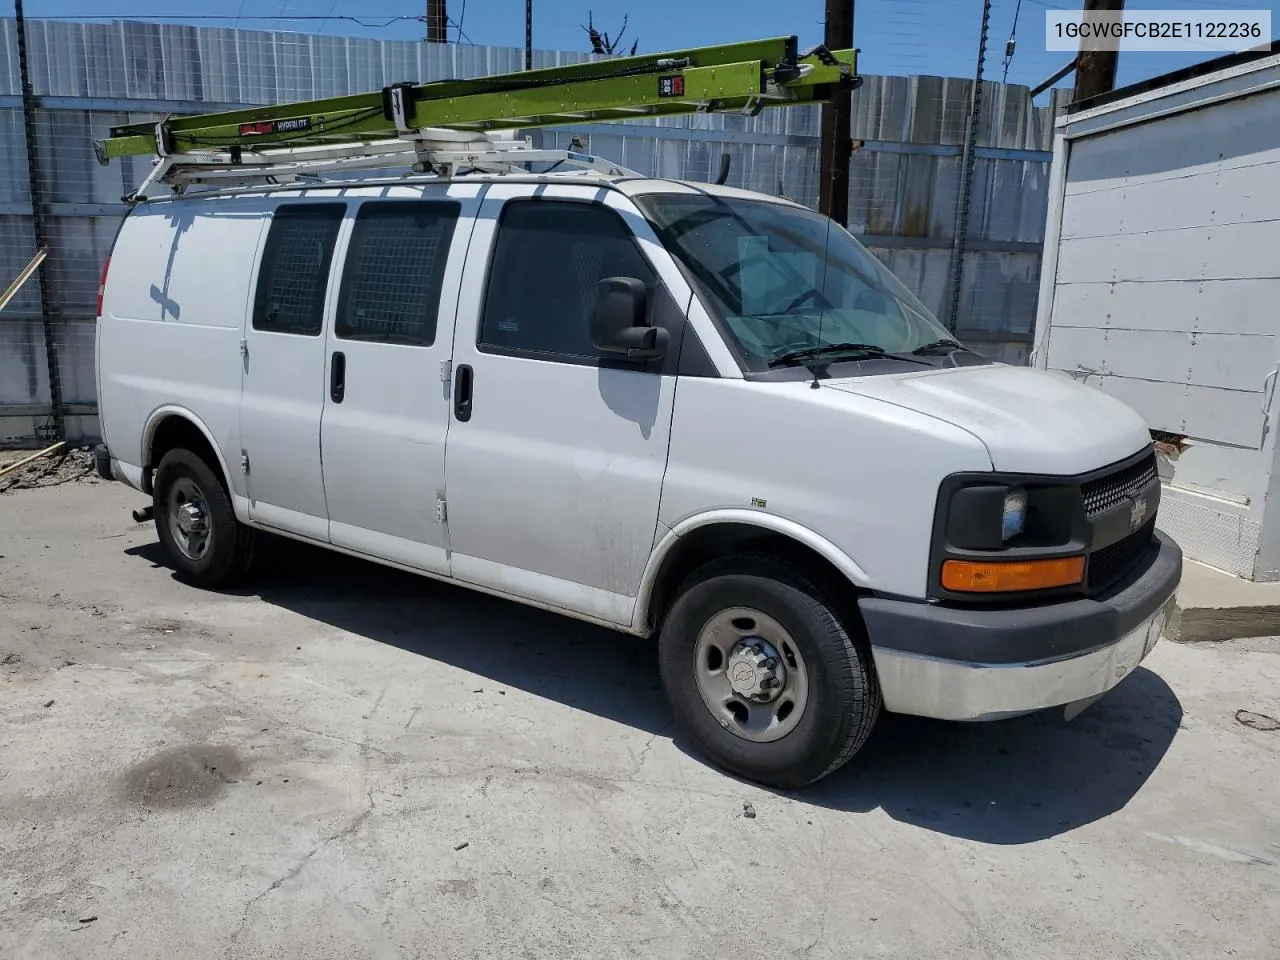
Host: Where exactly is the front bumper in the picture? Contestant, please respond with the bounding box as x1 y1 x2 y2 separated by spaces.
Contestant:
859 530 1182 721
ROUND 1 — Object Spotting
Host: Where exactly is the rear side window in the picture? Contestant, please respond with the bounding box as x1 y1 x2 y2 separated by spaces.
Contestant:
480 199 655 359
335 201 460 346
252 203 345 335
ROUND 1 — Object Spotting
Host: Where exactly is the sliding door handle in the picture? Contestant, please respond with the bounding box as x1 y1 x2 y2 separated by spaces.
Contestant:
330 351 346 403
454 363 473 422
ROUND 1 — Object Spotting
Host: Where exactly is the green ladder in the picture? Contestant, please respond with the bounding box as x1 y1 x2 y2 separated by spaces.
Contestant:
94 35 858 196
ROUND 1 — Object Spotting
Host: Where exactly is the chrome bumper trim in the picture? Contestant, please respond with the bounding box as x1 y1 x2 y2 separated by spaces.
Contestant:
871 595 1176 722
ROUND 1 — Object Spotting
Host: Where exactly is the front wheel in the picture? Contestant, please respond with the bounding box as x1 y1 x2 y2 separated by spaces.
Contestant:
658 556 881 788
152 448 256 589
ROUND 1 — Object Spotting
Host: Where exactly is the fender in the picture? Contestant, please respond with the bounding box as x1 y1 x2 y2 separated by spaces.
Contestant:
142 404 238 497
631 509 872 634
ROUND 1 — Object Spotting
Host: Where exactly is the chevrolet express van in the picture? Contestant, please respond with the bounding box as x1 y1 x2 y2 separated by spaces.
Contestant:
94 173 1181 787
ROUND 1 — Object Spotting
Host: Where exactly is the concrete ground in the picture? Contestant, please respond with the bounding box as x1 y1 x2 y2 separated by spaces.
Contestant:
2 481 1279 960
1171 557 1280 643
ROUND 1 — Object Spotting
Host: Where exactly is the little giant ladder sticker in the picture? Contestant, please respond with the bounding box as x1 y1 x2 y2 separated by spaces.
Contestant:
658 75 686 98
239 117 313 137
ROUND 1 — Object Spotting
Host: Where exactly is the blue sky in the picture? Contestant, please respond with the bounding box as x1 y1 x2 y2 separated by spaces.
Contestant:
21 0 1279 97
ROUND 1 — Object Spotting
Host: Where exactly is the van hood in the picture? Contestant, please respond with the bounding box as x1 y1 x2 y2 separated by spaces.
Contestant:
824 364 1152 475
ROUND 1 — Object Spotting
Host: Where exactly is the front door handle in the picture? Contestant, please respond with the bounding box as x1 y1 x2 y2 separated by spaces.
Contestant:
454 363 473 422
330 351 346 404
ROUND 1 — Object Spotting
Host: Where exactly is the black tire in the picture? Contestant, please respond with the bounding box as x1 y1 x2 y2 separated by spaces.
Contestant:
152 448 256 589
657 555 881 789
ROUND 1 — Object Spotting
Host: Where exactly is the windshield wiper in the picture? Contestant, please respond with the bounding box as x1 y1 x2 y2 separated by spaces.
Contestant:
769 342 891 368
912 338 976 356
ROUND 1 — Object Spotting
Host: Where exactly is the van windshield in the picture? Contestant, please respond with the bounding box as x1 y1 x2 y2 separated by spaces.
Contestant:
637 192 972 373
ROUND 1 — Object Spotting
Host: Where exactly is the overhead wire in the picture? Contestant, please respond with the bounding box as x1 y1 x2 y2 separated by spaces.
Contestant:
1002 0 1023 82
881 0 930 66
35 12 481 39
448 14 476 45
34 14 428 28
317 0 345 35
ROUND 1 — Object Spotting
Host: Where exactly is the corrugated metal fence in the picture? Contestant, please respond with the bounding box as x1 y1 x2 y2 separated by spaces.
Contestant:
0 19 1069 445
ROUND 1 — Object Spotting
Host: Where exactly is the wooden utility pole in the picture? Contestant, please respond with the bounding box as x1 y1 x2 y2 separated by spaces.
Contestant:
1073 0 1123 101
426 0 448 44
818 0 854 223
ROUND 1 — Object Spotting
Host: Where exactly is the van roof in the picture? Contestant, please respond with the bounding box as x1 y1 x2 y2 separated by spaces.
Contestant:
137 171 809 210
614 178 809 208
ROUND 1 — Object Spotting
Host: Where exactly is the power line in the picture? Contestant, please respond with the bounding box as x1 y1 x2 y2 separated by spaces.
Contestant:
1028 0 1243 9
34 9 476 42
447 15 475 44
1002 0 1023 83
31 14 426 26
317 0 344 35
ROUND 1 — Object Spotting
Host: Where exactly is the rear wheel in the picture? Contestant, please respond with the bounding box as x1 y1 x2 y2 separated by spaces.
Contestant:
658 555 881 788
152 448 256 588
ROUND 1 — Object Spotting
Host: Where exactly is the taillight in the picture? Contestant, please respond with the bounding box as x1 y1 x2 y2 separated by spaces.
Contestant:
96 256 111 317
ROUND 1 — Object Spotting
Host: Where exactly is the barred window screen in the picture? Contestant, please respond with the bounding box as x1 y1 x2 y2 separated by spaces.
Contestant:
253 203 346 335
480 200 654 358
336 201 461 346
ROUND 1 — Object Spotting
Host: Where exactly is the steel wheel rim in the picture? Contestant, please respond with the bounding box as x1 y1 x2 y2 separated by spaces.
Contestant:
167 476 212 562
693 607 809 743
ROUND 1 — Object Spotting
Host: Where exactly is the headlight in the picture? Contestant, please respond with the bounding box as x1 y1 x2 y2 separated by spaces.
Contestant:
935 475 1089 599
1001 489 1027 541
944 482 1074 550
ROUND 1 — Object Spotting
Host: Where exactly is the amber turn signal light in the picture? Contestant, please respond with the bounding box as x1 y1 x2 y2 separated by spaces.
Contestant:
941 556 1085 593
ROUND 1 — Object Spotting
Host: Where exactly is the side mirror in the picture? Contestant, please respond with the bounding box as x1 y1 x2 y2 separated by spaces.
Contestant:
591 277 669 361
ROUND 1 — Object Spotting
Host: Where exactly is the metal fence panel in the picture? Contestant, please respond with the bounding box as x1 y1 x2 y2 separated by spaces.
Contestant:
0 107 28 204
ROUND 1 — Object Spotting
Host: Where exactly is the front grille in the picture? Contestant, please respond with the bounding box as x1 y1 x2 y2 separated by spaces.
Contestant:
1088 520 1155 591
1081 453 1158 518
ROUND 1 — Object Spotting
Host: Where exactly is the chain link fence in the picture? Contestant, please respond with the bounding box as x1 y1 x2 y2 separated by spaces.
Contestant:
0 18 1070 446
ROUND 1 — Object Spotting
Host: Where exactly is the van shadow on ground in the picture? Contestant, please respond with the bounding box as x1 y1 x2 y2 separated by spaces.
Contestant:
128 535 1184 846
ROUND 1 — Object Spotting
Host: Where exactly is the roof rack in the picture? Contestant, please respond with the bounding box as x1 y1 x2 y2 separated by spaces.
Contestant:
93 36 859 200
124 129 643 199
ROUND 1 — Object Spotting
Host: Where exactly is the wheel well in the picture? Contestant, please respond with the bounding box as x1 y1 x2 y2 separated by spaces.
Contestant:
146 416 224 494
645 523 864 636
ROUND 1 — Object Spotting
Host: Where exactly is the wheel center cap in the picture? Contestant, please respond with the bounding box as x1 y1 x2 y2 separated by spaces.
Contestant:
726 640 787 703
177 501 207 535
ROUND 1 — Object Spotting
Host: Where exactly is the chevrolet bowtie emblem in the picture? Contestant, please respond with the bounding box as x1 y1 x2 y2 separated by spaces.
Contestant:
1129 495 1149 531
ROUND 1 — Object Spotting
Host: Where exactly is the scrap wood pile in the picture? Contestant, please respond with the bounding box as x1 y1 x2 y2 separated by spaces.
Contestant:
0 443 99 493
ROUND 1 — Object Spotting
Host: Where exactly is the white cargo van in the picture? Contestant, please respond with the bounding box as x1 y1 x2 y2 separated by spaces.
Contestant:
94 173 1181 787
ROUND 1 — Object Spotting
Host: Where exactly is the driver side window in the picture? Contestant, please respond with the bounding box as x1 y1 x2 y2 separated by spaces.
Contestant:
479 199 656 361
